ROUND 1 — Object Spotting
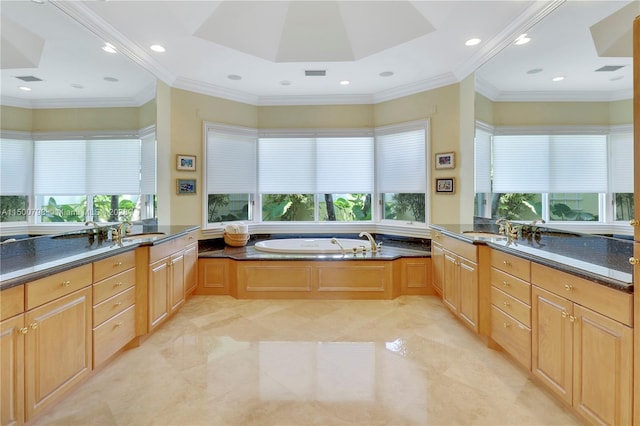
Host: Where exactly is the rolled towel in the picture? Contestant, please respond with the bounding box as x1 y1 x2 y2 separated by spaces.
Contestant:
236 223 248 233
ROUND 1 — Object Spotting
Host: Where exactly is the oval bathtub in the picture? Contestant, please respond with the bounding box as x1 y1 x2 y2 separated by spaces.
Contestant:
254 238 370 254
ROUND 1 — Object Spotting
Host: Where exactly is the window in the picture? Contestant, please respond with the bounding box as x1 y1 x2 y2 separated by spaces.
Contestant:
376 127 427 223
0 139 32 222
610 132 634 221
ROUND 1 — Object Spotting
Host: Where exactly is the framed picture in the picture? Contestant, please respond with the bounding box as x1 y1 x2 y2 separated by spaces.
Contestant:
176 179 196 195
436 178 454 193
176 154 196 171
435 152 455 169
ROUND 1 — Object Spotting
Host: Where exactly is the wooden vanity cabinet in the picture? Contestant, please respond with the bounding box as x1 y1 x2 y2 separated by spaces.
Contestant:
430 230 444 296
184 239 198 296
531 263 633 425
440 234 479 332
1 285 25 426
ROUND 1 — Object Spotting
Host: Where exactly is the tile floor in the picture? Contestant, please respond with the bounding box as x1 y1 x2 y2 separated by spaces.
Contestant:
35 295 580 425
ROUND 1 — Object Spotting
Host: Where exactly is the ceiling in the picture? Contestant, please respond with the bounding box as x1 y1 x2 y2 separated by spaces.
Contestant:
0 0 636 109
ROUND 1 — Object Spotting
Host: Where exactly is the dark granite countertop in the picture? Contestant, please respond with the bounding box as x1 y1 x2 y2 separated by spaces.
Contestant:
0 225 199 290
430 224 633 293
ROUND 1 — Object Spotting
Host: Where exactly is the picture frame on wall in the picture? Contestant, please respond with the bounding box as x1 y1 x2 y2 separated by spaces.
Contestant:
176 154 196 171
435 152 455 169
435 178 454 193
176 179 196 195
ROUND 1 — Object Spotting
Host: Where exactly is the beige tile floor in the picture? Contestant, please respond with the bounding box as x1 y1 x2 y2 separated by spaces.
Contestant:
35 295 580 426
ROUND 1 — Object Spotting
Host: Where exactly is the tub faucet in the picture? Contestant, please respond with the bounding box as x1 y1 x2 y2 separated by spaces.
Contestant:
330 238 346 255
359 231 378 252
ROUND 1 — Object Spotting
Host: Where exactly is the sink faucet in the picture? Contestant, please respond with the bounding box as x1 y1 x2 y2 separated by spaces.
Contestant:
111 221 133 243
330 238 346 255
85 221 98 228
359 231 379 253
495 218 519 240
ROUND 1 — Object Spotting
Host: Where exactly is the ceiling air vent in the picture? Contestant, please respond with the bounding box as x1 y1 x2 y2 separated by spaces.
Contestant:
305 70 326 77
15 75 42 82
595 65 625 72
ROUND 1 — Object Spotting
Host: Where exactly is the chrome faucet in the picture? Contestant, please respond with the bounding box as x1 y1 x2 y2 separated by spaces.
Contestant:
359 231 380 253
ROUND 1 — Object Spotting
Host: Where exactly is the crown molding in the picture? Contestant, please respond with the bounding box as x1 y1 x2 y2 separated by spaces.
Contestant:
257 93 375 106
372 72 458 104
173 77 259 105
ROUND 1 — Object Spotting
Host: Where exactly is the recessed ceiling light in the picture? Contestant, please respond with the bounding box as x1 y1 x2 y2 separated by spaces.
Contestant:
552 76 565 82
465 38 481 46
31 0 45 4
379 71 394 77
102 43 117 54
70 83 84 89
18 86 31 91
150 44 166 53
280 80 291 86
228 74 242 81
526 68 543 74
340 80 350 86
104 77 119 82
514 34 531 45
609 75 624 81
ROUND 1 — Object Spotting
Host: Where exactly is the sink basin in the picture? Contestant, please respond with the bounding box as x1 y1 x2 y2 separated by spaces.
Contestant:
462 231 507 239
123 232 166 241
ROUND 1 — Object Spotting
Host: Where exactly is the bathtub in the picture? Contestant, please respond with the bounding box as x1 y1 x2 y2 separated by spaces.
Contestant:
254 238 370 254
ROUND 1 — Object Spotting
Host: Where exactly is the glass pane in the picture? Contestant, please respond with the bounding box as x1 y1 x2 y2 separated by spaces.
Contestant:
91 195 139 222
383 193 425 223
0 196 28 222
208 194 250 223
491 193 541 220
319 194 372 221
549 193 599 221
39 195 86 222
615 193 634 221
262 194 314 221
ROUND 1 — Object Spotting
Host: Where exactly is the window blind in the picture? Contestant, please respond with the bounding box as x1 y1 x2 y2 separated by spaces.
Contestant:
207 131 257 193
34 140 88 195
1 139 33 195
259 138 314 193
493 135 551 193
376 129 426 193
316 137 374 193
474 129 492 193
87 139 141 194
609 133 633 193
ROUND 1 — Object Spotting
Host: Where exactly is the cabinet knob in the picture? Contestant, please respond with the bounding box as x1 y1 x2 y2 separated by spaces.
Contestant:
569 315 576 323
115 282 123 287
114 322 122 328
503 323 510 328
115 261 123 267
115 301 122 306
502 301 510 307
564 284 574 291
19 327 28 334
29 322 38 330
630 219 640 227
561 311 568 318
502 281 510 287
629 257 640 266
502 260 510 266
62 280 71 287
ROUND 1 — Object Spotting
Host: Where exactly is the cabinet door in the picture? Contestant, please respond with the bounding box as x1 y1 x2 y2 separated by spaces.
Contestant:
183 242 198 296
431 243 444 295
148 258 169 331
25 287 92 421
532 286 573 405
169 252 185 314
442 250 458 314
458 257 478 332
573 305 632 426
1 314 24 426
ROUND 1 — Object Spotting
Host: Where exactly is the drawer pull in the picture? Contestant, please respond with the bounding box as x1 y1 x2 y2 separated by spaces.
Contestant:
29 322 38 330
62 280 71 287
503 260 510 266
114 301 122 306
503 322 510 328
115 262 123 267
115 282 123 287
20 327 28 334
564 284 574 291
629 257 640 266
114 322 122 328
502 281 510 287
502 301 510 307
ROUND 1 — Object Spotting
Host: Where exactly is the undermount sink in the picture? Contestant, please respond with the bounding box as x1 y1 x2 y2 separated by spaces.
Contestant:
462 231 507 239
123 232 166 241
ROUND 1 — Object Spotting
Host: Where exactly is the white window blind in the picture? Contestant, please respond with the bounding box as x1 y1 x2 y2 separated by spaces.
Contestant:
259 138 314 193
609 133 633 193
548 135 607 193
1 139 33 195
207 131 257 193
34 140 88 195
474 128 492 193
140 135 157 194
87 139 141 194
376 129 426 193
316 137 374 193
493 135 550 193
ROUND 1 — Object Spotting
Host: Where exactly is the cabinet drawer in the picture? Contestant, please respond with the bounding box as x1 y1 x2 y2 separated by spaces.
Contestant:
26 264 92 310
93 251 136 282
491 286 530 327
441 234 477 262
531 263 632 326
491 305 531 370
93 305 135 367
490 268 531 304
93 268 136 304
1 285 24 321
491 250 530 281
93 286 135 327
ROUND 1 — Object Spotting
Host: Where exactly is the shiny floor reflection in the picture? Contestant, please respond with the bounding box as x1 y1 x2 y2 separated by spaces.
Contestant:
36 296 579 425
